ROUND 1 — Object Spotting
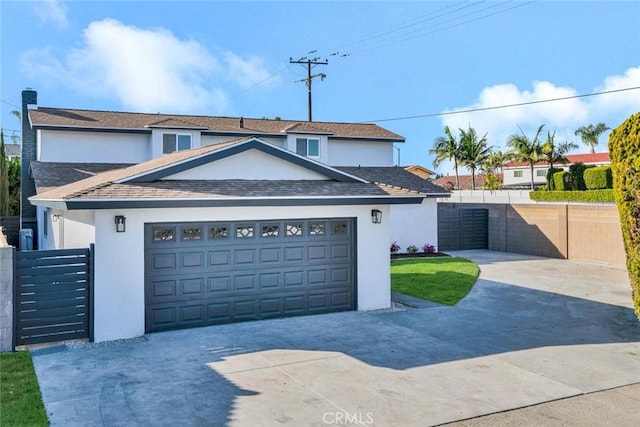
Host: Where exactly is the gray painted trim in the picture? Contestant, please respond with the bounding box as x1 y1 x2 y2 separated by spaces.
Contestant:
125 138 365 183
328 136 405 143
202 131 286 139
33 125 151 135
65 196 424 210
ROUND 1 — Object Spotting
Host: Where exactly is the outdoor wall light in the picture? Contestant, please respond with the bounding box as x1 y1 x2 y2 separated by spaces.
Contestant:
371 209 382 224
115 215 126 233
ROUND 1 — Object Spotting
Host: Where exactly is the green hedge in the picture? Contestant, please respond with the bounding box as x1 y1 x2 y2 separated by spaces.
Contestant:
584 165 613 189
569 163 595 191
529 189 615 203
552 171 571 191
546 167 563 190
609 112 640 319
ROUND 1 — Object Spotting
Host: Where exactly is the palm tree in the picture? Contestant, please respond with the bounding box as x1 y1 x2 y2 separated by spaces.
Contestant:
541 131 579 170
430 126 462 189
541 131 579 189
506 124 546 190
574 122 610 154
481 150 511 190
459 126 491 190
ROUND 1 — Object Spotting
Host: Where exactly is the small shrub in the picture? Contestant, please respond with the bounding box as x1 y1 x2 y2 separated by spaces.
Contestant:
569 163 595 191
584 165 613 189
390 241 400 254
552 171 571 191
407 245 419 254
422 243 435 254
546 167 563 190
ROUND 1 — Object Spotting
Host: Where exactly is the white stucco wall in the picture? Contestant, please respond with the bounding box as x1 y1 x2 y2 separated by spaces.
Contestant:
502 166 549 187
166 149 330 180
61 211 95 248
38 130 150 163
201 134 285 148
390 199 438 252
93 204 391 342
327 140 394 166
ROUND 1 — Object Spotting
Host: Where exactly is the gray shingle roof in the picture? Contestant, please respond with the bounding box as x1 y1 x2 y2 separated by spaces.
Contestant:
73 180 421 200
337 166 450 195
29 108 405 141
30 161 133 193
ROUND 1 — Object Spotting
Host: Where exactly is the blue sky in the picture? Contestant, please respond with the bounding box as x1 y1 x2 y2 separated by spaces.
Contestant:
2 0 639 174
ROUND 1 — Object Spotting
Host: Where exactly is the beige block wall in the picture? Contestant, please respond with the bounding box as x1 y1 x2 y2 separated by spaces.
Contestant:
567 205 626 265
507 204 568 259
438 202 627 267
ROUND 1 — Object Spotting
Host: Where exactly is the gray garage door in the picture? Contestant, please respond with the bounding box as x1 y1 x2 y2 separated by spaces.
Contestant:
144 218 355 332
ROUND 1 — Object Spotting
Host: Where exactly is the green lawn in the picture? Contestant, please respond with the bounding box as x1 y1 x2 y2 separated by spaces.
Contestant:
0 351 48 426
391 257 479 305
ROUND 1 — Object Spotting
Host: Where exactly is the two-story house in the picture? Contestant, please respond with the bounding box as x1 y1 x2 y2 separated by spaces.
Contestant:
502 153 611 188
20 89 448 342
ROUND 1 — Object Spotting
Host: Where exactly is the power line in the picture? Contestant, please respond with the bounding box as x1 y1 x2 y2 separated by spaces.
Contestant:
362 86 640 123
352 1 535 54
1 99 20 109
243 1 535 94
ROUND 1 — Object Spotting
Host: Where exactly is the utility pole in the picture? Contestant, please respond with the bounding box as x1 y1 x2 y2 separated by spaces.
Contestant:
290 54 328 122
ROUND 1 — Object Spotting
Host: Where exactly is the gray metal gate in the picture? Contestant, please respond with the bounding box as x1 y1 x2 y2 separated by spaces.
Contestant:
144 218 356 332
438 208 488 251
14 246 93 346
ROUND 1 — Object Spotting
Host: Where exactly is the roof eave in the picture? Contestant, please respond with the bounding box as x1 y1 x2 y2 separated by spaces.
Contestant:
63 195 425 210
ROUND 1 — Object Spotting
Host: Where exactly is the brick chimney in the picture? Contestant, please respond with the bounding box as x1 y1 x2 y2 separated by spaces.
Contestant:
20 89 38 243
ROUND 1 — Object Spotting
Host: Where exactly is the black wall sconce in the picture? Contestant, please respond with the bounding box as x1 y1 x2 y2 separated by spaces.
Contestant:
115 215 126 232
371 209 382 224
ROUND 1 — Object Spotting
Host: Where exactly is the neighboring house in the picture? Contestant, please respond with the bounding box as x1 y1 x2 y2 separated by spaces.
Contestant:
404 164 436 180
20 89 448 342
433 174 487 191
5 143 21 160
502 153 611 188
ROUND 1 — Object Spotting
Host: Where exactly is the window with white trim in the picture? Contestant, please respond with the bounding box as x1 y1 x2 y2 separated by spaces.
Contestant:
162 133 192 154
536 169 547 177
296 138 320 158
513 170 523 178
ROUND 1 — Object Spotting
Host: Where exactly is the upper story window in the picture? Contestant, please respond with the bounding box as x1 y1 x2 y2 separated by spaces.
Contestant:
513 170 523 178
536 169 547 177
296 138 320 158
163 133 192 154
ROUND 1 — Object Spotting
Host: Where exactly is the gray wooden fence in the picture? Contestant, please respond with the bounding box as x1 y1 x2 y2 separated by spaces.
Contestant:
14 246 93 347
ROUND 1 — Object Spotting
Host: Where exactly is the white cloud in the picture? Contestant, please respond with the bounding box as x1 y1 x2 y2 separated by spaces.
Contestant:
224 52 277 89
437 66 640 171
33 0 68 30
21 19 276 114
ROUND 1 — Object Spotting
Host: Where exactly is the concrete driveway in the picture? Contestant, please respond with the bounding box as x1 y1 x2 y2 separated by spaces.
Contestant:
31 250 640 426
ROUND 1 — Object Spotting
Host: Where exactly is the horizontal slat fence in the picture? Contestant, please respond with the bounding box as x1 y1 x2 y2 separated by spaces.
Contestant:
14 247 93 346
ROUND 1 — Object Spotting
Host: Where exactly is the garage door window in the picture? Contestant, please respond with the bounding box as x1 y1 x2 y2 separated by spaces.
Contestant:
209 226 228 239
182 227 201 240
309 222 326 235
261 225 279 237
332 222 348 235
153 228 175 241
286 223 303 236
236 225 254 238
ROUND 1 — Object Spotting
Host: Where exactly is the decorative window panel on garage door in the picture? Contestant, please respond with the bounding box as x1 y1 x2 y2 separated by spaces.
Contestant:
144 218 356 332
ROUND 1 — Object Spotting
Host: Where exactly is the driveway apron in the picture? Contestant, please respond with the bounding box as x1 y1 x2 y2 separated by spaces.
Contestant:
31 250 640 426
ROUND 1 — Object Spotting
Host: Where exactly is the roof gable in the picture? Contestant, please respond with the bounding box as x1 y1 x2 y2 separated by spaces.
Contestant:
164 148 332 181
122 138 366 183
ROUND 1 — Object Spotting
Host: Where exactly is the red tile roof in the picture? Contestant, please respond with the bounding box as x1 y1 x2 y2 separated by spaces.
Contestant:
432 174 486 190
504 152 610 168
